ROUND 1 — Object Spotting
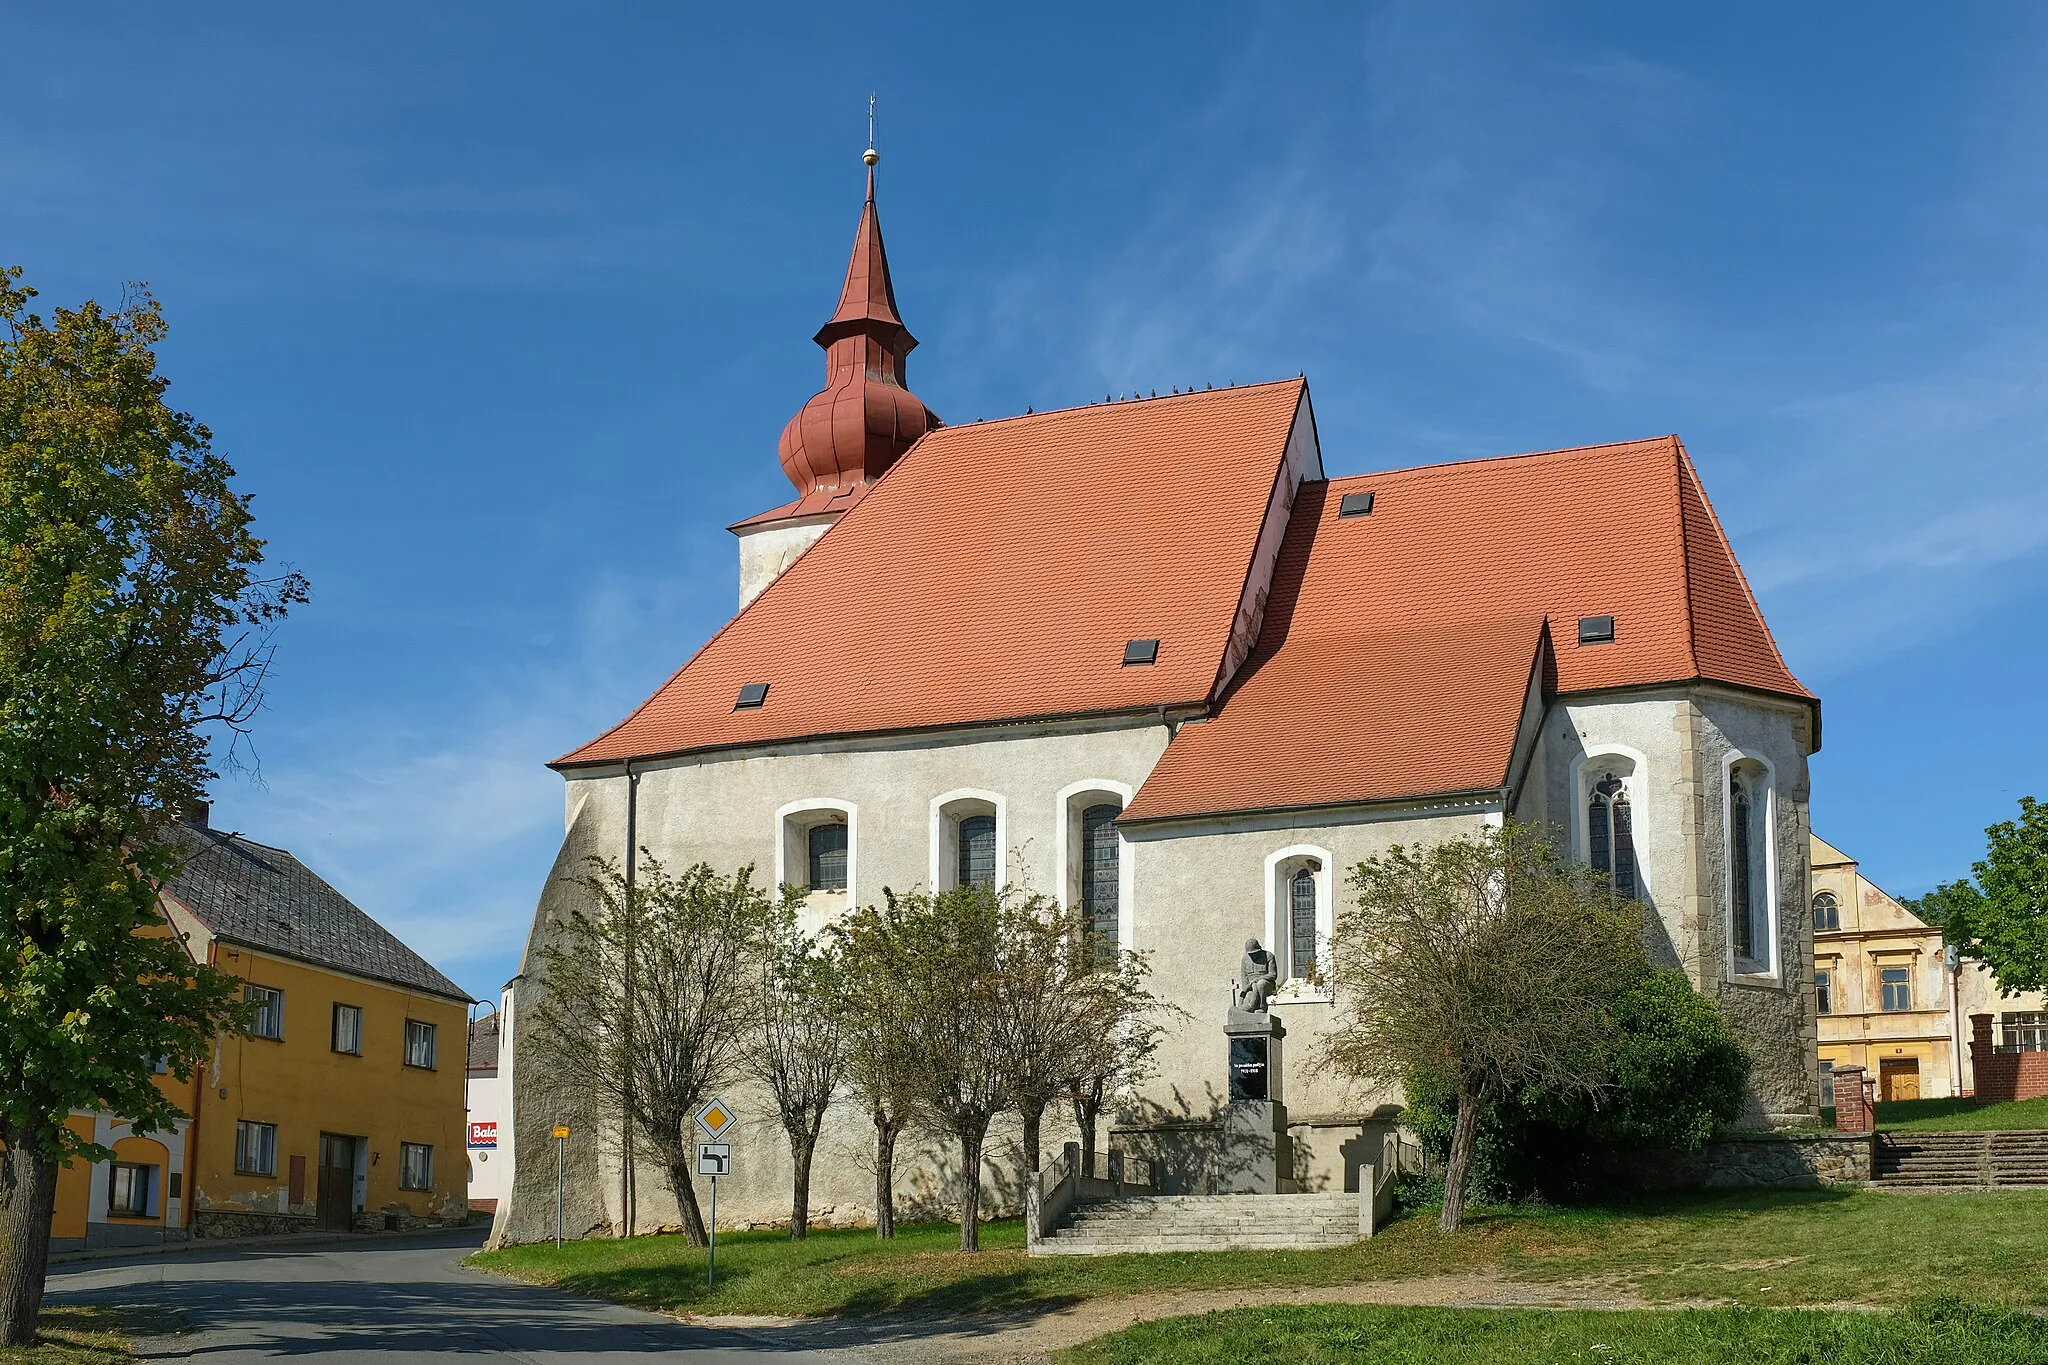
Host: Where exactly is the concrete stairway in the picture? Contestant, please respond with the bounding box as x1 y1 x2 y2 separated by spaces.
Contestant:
1872 1130 2048 1188
1033 1193 1364 1255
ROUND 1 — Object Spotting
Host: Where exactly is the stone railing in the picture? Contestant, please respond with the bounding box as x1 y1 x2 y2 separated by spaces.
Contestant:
1025 1142 1159 1248
1357 1159 1396 1238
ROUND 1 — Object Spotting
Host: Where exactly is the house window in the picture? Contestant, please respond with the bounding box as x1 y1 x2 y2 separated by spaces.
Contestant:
2003 1013 2048 1053
245 985 284 1040
1289 868 1318 980
807 822 848 892
1728 759 1774 972
957 815 997 890
1819 1061 1836 1110
235 1120 278 1177
332 1004 363 1056
404 1020 438 1069
108 1163 154 1218
1880 967 1912 1013
1816 970 1832 1015
1079 803 1121 956
399 1142 433 1191
1812 892 1840 932
1587 773 1638 900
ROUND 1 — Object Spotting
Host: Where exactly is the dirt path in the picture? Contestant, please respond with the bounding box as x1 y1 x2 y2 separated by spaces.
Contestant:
687 1272 1716 1363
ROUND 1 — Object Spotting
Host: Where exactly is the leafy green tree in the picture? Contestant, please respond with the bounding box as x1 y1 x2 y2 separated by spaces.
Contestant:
752 906 848 1239
1 268 304 1345
829 911 919 1239
1324 822 1645 1232
1910 797 2048 996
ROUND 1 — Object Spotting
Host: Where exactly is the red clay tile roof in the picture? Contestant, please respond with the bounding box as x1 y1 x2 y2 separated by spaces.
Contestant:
1121 436 1813 822
557 381 1311 767
728 481 873 532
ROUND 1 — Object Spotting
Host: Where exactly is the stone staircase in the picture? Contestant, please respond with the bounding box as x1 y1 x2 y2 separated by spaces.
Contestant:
1872 1130 2048 1189
1032 1192 1366 1255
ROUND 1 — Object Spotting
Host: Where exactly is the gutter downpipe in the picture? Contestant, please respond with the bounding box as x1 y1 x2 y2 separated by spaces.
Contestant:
622 758 639 1239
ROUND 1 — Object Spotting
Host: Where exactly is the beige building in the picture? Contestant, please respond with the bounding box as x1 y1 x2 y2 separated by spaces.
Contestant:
1812 834 2048 1106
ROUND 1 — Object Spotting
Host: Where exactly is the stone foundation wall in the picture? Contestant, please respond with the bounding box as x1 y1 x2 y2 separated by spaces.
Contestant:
1601 1132 1872 1191
194 1209 318 1239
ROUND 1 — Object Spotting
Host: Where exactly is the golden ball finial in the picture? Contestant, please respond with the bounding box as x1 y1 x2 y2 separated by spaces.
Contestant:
862 147 880 167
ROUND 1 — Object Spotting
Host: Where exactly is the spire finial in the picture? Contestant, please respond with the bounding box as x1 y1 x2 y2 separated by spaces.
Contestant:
863 93 879 167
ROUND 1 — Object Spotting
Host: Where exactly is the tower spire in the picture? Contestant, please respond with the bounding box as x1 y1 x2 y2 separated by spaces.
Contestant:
774 122 938 499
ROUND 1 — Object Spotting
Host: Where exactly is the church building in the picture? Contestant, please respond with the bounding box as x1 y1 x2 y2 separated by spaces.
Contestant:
493 148 1822 1241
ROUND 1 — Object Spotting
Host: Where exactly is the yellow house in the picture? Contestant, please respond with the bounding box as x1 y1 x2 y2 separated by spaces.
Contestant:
158 818 473 1236
1811 835 1965 1104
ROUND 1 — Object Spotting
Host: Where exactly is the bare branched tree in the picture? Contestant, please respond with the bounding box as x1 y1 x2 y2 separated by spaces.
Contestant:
839 884 1012 1251
528 854 777 1246
752 908 847 1239
1324 822 1645 1232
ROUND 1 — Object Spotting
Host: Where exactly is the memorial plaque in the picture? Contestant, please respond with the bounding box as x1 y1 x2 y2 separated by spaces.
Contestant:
1228 1035 1270 1101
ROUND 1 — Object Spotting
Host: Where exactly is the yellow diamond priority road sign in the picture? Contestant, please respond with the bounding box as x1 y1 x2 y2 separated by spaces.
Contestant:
694 1097 736 1138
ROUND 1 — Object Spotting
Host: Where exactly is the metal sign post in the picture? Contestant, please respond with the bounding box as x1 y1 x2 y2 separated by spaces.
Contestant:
693 1098 737 1288
552 1124 570 1248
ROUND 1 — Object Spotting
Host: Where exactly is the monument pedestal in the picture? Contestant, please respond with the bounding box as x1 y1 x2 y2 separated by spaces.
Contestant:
1220 1012 1292 1194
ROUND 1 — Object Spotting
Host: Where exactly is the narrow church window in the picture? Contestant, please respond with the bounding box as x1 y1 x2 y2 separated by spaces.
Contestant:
1812 891 1840 932
1587 774 1638 900
958 815 997 890
808 822 848 892
1816 969 1832 1015
1289 867 1318 979
1731 777 1756 961
1080 804 1121 958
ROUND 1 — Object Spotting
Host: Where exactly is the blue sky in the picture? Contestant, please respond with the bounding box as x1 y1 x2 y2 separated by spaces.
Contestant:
8 3 2045 1003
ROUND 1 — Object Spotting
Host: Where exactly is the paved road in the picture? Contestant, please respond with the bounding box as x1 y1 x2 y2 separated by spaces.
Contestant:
46 1229 865 1364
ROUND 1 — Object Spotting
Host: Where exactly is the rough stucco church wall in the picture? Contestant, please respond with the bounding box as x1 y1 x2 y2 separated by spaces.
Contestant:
504 720 1167 1235
1121 806 1493 1181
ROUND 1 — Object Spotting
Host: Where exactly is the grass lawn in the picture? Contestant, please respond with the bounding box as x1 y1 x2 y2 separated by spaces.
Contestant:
1877 1095 2048 1132
468 1187 2048 1320
1058 1300 2048 1365
0 1306 174 1365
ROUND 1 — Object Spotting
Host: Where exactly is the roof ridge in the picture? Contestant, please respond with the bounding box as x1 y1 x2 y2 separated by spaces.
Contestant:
1326 433 1682 485
927 377 1306 438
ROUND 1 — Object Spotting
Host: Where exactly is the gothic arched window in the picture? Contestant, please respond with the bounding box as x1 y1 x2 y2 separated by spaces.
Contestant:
807 822 848 892
1289 867 1318 980
1812 891 1840 933
957 815 997 890
1587 773 1639 901
1728 758 1774 971
1080 803 1121 955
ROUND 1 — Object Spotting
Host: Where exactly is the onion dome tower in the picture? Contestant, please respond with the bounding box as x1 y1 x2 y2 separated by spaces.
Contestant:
731 141 941 608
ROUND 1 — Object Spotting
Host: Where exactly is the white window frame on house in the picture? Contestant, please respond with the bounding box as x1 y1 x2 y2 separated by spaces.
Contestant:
1722 750 1781 983
1264 844 1334 1003
108 1162 156 1218
1054 779 1135 954
404 1019 438 1069
332 1002 363 1056
398 1142 433 1191
235 1120 277 1177
930 789 1006 892
774 798 859 918
1569 745 1651 907
244 984 284 1040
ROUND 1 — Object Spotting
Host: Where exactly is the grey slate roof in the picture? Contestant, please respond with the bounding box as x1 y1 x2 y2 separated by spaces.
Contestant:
163 823 472 1003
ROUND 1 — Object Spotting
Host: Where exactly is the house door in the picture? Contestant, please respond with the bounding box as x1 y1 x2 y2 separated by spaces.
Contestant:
316 1134 357 1233
1879 1058 1921 1103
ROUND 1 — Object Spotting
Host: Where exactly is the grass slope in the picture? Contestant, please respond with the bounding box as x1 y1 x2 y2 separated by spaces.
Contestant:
469 1187 2048 1319
1059 1300 2048 1365
1877 1095 2048 1132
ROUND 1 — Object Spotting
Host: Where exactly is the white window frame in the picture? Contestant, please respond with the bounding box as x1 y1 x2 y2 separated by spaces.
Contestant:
774 798 859 920
1569 744 1651 906
1265 844 1334 1003
235 1120 277 1177
1054 779 1135 953
930 789 1007 892
332 1002 363 1056
398 1141 433 1191
245 984 284 1040
108 1161 155 1218
403 1018 438 1070
1722 750 1781 983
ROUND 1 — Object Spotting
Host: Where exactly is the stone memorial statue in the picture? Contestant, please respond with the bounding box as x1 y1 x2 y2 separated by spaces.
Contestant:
1230 937 1279 1019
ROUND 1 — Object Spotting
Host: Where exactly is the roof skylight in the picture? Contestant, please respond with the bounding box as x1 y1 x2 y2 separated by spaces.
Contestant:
734 682 770 709
1123 639 1159 666
1577 616 1615 646
1338 491 1375 518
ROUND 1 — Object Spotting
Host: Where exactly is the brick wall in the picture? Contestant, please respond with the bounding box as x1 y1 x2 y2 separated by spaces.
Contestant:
1970 1014 2048 1103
